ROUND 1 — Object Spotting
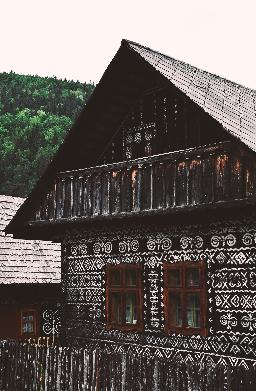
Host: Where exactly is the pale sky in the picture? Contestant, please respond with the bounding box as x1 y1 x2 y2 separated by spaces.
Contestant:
1 0 256 89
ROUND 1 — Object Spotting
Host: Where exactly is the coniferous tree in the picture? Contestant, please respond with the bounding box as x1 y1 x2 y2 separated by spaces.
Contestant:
0 72 95 196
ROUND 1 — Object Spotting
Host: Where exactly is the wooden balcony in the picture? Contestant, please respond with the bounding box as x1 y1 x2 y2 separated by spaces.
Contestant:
33 141 256 224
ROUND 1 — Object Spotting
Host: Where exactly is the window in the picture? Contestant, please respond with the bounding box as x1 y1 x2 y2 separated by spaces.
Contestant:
21 310 36 336
106 264 143 331
164 261 207 336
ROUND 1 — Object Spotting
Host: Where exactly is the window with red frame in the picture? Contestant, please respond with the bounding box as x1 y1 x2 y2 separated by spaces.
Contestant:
164 261 207 336
21 310 37 336
106 264 143 331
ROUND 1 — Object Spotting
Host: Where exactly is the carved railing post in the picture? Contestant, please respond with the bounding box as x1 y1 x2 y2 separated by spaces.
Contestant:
131 164 142 212
120 168 130 213
189 156 202 206
110 170 121 214
150 163 153 210
77 176 83 217
186 157 190 206
92 173 102 216
101 171 110 215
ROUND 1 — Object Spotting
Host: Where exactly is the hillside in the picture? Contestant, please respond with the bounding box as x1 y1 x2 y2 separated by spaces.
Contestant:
0 72 95 197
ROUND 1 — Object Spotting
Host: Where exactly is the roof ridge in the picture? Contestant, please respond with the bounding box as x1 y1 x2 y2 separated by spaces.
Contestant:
124 39 256 94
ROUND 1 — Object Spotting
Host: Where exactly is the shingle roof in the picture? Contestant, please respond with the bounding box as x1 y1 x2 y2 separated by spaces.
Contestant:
127 40 256 152
0 195 61 284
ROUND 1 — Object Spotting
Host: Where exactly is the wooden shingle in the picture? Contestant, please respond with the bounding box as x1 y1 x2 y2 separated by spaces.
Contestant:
128 40 256 151
0 195 60 284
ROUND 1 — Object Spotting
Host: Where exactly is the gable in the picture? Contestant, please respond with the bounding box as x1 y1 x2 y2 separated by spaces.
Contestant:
6 39 256 238
128 41 256 152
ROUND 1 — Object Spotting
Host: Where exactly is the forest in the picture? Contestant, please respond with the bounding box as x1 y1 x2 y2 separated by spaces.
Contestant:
0 72 95 197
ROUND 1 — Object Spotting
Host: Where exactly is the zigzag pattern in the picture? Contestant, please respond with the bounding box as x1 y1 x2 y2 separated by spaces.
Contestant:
63 218 256 366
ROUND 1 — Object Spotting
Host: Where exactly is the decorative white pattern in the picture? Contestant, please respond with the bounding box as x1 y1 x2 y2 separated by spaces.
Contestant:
241 314 256 332
62 220 256 365
42 309 61 335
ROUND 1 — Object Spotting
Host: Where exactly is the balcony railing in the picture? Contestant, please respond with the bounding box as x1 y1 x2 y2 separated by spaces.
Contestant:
33 141 256 224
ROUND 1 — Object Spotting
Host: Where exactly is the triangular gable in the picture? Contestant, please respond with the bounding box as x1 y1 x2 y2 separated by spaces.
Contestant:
6 39 256 238
127 40 256 151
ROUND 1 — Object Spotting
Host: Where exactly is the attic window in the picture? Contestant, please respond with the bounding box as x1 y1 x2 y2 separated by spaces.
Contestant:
163 261 207 336
106 264 143 331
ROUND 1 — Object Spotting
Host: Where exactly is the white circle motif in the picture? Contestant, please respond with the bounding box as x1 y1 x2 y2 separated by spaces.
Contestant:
119 241 126 253
242 233 253 246
180 236 189 249
130 240 139 252
211 236 220 248
93 242 101 254
226 234 236 247
104 242 112 254
147 240 156 251
195 236 203 249
161 238 172 251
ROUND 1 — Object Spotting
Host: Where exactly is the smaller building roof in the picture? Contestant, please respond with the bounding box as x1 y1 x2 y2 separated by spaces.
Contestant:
0 195 61 284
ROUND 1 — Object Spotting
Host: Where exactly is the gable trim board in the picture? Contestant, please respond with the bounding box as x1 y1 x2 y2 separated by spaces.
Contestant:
6 39 256 239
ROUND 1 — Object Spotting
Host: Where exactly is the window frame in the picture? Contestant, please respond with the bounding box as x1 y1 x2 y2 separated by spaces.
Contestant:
20 309 37 337
163 260 208 336
106 263 143 332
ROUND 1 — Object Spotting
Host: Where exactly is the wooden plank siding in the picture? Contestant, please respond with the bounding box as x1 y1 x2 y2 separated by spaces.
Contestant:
33 141 256 224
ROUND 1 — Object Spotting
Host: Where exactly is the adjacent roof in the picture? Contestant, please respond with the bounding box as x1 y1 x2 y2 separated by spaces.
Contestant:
0 195 61 284
128 40 256 152
6 39 256 239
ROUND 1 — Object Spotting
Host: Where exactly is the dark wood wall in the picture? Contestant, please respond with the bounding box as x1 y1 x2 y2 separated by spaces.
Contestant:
0 304 41 339
60 211 256 367
0 284 61 339
100 85 229 164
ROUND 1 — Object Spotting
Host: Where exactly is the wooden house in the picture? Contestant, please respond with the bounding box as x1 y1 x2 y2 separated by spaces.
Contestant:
0 195 61 340
6 40 256 369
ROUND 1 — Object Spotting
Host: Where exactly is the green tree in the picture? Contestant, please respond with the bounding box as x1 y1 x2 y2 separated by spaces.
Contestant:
0 72 95 196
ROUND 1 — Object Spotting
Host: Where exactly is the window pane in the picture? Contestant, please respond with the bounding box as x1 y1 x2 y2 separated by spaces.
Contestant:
22 313 34 333
109 270 121 286
168 292 182 327
23 324 28 333
125 292 137 324
23 322 34 333
22 312 35 334
22 313 31 321
110 293 122 323
186 268 200 287
187 293 200 328
125 269 137 287
168 269 180 287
